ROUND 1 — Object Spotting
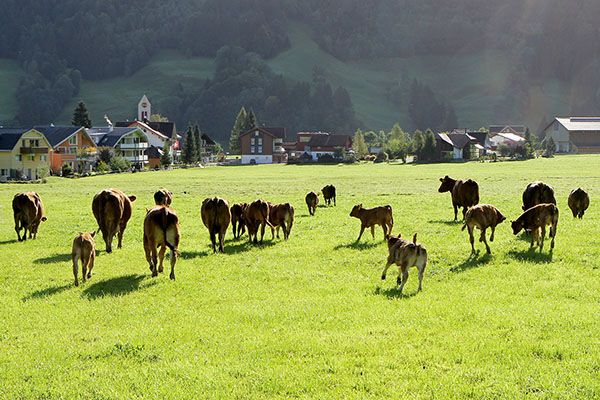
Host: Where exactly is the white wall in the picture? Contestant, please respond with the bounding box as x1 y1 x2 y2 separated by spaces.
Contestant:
241 155 273 164
543 123 570 152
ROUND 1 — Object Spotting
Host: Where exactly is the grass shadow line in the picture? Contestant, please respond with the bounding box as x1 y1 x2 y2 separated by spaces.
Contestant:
428 219 463 226
82 274 152 299
34 253 72 264
0 239 18 245
450 252 493 272
334 241 381 250
225 238 278 254
373 286 418 299
507 249 553 263
22 284 71 301
180 250 210 260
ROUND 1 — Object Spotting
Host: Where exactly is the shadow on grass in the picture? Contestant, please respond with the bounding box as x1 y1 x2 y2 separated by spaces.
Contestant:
34 253 72 264
373 286 419 299
0 239 18 245
334 241 381 250
508 249 553 263
180 250 210 259
428 219 463 226
450 252 492 272
225 238 277 254
22 284 71 301
82 274 153 299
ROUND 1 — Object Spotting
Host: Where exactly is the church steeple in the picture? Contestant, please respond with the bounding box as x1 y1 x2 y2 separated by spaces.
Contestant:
138 94 151 122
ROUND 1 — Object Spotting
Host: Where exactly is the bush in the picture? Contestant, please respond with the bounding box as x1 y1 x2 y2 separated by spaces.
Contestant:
343 153 358 164
374 151 389 163
318 154 335 163
498 143 511 157
61 162 74 177
96 161 108 173
109 156 131 172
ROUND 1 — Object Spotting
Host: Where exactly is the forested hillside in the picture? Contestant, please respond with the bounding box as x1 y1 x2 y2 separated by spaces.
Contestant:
1 0 599 145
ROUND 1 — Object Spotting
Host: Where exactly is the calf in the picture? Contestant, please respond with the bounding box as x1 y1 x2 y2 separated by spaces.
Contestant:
201 197 231 253
568 188 589 219
381 233 427 294
154 188 173 206
92 188 136 253
72 231 96 286
511 203 559 251
244 199 273 244
12 192 47 241
321 185 336 206
438 176 479 220
231 202 248 239
461 204 506 254
349 204 393 241
269 203 295 240
143 206 180 279
522 181 556 211
305 191 319 215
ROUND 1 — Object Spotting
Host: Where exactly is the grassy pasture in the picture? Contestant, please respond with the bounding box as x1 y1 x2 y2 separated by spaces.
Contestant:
1 155 600 399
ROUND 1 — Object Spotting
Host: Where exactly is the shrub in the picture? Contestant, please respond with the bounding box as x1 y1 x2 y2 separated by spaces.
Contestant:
96 161 107 173
110 156 131 172
343 153 358 164
498 143 511 157
374 151 389 163
61 162 74 177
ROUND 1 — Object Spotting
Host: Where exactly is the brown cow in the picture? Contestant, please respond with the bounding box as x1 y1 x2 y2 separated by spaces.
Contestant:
349 204 393 241
72 231 96 286
321 185 336 206
511 203 559 251
244 199 273 244
154 189 172 206
269 203 295 240
201 197 231 253
438 176 479 220
92 189 136 253
522 181 556 211
305 191 319 215
568 188 589 219
143 206 180 279
461 204 506 254
231 202 248 239
12 192 47 241
381 233 427 294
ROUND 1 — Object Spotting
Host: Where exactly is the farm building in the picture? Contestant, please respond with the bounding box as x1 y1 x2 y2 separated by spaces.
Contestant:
542 117 600 153
296 132 352 161
240 127 287 164
435 132 483 160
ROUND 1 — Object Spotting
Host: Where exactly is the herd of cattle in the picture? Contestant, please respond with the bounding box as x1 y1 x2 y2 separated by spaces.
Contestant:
10 177 590 293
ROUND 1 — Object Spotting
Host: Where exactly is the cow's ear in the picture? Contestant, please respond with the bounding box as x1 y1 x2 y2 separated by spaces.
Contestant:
129 195 137 202
41 217 47 222
145 208 150 214
91 231 96 238
439 178 444 182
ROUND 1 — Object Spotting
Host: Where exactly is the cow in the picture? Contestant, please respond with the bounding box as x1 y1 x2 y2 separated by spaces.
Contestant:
511 203 559 251
244 199 273 244
143 206 180 279
231 202 248 239
201 197 231 253
72 231 96 286
438 176 479 220
321 185 336 206
349 204 393 241
305 191 319 216
269 203 295 240
568 188 589 219
154 189 172 206
12 192 47 241
461 204 506 254
92 189 136 253
522 181 556 211
381 233 427 294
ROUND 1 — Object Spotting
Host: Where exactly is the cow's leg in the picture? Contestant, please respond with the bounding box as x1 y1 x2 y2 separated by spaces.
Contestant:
260 222 265 245
490 225 496 242
276 226 281 239
481 228 491 254
210 232 217 253
151 246 159 277
72 253 79 286
87 252 95 279
117 224 125 249
417 263 425 292
468 225 476 254
287 220 293 239
356 225 366 242
371 225 375 239
334 196 336 206
550 222 556 249
453 204 458 220
462 206 468 220
14 219 22 241
381 224 387 240
81 254 89 284
219 230 225 253
529 229 536 248
398 265 409 293
381 259 393 280
158 244 166 273
540 226 546 251
169 246 177 280
232 220 237 239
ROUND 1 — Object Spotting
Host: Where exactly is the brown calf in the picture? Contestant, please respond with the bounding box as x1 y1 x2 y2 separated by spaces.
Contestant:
244 199 273 244
349 204 393 241
231 202 248 239
269 203 295 240
438 176 479 220
201 197 231 253
511 203 559 251
522 181 556 211
72 231 96 286
305 191 319 215
381 233 427 294
154 189 173 206
321 185 336 206
461 204 506 254
12 192 47 241
143 206 180 279
92 188 136 253
568 188 589 219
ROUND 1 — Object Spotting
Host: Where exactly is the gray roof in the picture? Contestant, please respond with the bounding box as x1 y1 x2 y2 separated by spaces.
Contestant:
555 117 600 132
88 127 141 147
240 127 286 139
437 132 478 149
0 128 29 151
307 134 351 147
34 126 84 148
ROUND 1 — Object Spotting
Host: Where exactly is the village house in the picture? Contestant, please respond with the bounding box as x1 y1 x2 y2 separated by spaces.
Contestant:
435 132 483 160
35 126 97 174
296 132 352 161
240 127 287 164
88 126 149 169
0 128 52 180
489 125 527 137
542 117 600 153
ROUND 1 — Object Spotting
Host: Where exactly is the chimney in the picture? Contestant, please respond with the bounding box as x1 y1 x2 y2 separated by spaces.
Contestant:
104 114 113 133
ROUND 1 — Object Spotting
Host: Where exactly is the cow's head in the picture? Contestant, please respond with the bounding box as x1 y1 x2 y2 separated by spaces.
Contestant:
41 217 47 222
511 220 524 235
350 204 362 218
438 176 456 193
129 195 137 202
387 234 402 250
496 210 507 224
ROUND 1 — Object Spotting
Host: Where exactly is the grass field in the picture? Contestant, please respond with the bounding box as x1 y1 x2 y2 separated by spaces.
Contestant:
1 155 600 398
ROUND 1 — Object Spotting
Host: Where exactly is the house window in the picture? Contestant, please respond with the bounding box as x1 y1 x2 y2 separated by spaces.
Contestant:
258 138 263 145
57 147 67 154
40 155 46 162
28 155 35 161
69 147 77 154
69 135 77 145
258 146 263 153
251 146 255 154
251 138 255 145
16 155 22 162
1 169 7 176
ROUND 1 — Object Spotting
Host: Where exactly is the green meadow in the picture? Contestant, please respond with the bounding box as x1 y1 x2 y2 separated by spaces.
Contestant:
1 155 600 399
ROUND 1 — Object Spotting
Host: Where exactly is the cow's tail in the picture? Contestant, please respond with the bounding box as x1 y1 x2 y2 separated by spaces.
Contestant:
262 205 274 228
461 223 467 231
386 205 393 226
412 233 418 244
159 206 177 253
210 199 221 236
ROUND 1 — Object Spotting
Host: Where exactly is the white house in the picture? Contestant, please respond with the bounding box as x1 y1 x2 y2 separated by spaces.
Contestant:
542 117 600 153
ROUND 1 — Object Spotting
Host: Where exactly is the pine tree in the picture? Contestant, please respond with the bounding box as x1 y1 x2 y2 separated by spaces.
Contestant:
423 129 437 160
352 128 368 159
229 107 246 154
182 125 197 164
412 130 424 159
160 141 172 168
193 123 202 162
245 108 258 131
71 100 92 128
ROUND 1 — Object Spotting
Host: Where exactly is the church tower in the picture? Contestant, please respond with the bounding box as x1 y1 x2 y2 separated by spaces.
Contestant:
138 94 151 121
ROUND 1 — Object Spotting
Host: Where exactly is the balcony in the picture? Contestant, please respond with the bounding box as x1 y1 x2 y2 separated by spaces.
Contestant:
124 155 148 162
20 147 49 154
119 142 148 149
274 146 285 153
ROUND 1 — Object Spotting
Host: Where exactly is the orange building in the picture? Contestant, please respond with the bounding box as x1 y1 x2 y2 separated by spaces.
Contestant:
35 126 97 173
